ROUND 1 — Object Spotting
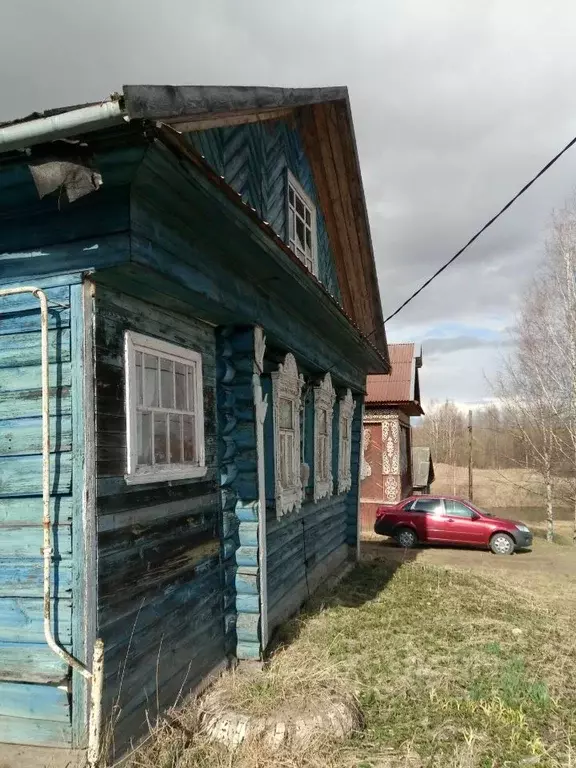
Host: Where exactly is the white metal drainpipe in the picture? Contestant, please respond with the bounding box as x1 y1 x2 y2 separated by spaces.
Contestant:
0 286 104 767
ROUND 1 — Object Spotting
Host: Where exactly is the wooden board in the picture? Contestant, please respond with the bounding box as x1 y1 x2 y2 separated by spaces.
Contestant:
0 598 72 644
0 682 71 722
0 643 69 684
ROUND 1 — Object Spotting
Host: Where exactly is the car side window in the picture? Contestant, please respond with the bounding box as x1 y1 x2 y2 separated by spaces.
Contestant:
411 499 443 515
445 500 475 519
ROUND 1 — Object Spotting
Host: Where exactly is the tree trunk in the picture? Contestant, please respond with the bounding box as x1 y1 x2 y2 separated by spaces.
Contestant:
545 457 554 542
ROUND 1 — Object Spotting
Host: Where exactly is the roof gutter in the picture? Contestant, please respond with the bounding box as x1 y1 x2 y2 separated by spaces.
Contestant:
0 100 128 153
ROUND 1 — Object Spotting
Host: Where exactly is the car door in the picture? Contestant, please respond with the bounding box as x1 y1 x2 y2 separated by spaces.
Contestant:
409 498 445 542
442 500 484 545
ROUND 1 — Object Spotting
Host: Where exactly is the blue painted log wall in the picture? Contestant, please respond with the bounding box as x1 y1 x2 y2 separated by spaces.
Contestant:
263 378 363 640
216 327 264 661
0 118 368 751
93 285 226 755
0 273 86 748
186 119 341 301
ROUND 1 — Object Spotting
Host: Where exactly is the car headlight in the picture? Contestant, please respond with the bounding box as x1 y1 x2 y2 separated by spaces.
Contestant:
515 524 530 533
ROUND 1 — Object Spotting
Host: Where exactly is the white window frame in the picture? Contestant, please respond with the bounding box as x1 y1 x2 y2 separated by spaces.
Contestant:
313 373 336 502
124 331 206 485
271 352 304 517
337 389 356 494
287 171 318 276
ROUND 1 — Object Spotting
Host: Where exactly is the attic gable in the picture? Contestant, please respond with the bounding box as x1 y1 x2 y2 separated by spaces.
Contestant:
123 85 387 358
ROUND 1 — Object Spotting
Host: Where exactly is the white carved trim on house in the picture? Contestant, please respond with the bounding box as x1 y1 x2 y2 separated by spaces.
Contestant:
271 352 304 517
360 427 372 480
313 372 336 502
337 389 356 494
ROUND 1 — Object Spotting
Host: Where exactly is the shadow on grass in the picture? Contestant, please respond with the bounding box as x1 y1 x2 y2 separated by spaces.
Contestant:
268 540 419 652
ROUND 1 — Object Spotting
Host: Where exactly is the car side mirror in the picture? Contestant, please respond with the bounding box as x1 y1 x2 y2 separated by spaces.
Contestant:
471 512 481 520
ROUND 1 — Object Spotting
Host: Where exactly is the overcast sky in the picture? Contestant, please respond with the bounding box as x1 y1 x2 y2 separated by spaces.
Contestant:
3 0 576 406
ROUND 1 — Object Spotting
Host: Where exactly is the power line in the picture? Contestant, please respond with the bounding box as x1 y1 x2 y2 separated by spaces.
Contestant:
383 131 576 324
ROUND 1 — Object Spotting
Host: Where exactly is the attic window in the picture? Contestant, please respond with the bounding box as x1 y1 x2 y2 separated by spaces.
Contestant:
287 172 318 276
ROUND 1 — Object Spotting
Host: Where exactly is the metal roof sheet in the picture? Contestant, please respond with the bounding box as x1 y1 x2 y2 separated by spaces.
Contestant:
366 343 420 405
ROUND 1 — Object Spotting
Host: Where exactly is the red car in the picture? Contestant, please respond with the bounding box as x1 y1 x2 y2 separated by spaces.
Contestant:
374 495 533 555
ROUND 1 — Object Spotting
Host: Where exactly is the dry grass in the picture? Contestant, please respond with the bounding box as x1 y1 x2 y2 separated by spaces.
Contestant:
204 646 348 720
433 464 573 510
120 539 576 768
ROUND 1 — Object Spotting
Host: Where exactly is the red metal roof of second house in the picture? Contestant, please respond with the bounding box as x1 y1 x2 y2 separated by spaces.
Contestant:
366 343 423 414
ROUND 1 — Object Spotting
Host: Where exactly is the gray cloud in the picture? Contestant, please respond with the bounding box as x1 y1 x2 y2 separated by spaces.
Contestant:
423 335 513 356
1 0 575 401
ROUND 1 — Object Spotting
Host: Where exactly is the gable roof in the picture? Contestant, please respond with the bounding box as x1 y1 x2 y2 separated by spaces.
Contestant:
366 343 423 415
0 85 388 362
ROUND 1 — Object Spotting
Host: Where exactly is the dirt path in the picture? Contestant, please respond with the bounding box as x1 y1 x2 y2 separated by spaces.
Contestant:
361 536 576 615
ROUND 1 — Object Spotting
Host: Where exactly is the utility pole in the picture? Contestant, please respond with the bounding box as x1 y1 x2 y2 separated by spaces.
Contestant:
468 409 473 502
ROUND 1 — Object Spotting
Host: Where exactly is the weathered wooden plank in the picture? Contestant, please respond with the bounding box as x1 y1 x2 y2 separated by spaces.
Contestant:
0 329 71 368
98 492 219 532
0 525 72 557
70 279 93 748
0 681 71 722
99 530 220 609
0 497 74 525
102 588 223 672
0 285 70 315
110 648 225 753
99 563 222 640
0 642 69 683
0 226 131 279
0 453 73 496
0 416 72 456
267 543 348 636
0 598 72 643
0 560 72 597
95 289 216 361
0 273 83 289
0 387 71 421
0 307 70 336
104 611 225 725
0 362 72 393
0 713 72 746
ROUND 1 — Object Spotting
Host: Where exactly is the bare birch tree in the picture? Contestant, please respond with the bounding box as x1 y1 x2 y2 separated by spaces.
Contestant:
495 362 557 541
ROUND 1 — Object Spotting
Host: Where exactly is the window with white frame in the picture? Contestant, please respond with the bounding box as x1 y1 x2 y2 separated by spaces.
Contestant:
124 331 206 484
313 373 335 502
271 353 304 517
337 389 356 494
287 172 318 276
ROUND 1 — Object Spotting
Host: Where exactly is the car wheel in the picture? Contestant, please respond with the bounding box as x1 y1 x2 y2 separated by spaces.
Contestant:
490 532 515 555
395 527 418 549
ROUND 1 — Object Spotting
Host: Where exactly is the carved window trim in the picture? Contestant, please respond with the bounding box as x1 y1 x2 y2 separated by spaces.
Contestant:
313 373 336 502
338 389 356 494
271 353 304 517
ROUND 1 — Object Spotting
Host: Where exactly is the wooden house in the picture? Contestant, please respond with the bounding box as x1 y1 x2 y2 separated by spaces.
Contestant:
360 344 422 532
411 446 435 495
0 85 389 764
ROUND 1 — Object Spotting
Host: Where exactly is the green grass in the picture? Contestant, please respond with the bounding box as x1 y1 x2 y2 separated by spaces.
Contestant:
123 556 576 768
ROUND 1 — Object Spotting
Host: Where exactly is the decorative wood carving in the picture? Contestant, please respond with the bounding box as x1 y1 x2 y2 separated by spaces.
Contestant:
361 427 372 480
337 388 356 494
271 353 304 517
313 372 336 502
